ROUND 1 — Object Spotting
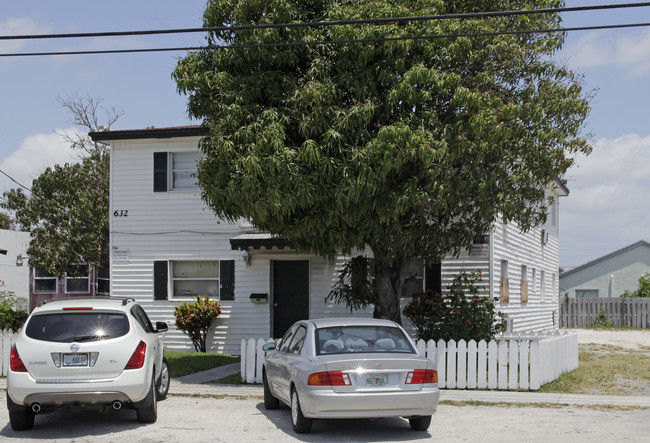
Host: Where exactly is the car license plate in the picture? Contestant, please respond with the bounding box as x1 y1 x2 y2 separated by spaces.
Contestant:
365 374 390 386
63 353 88 367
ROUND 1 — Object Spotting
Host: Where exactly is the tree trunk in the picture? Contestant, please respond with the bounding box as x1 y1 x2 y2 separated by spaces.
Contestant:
371 251 405 324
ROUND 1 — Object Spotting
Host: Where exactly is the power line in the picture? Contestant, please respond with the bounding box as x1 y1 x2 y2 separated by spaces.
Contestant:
0 170 32 193
1 2 649 41
2 21 649 58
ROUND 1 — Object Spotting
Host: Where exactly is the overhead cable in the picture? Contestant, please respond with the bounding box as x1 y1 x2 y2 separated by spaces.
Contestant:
1 2 649 41
1 21 649 57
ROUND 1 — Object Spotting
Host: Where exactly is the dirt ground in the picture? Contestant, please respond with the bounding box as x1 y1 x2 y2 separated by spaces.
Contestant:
566 328 650 350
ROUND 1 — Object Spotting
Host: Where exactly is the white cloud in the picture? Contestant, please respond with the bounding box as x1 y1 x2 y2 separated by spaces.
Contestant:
564 30 650 75
0 130 80 193
561 133 650 266
0 16 53 54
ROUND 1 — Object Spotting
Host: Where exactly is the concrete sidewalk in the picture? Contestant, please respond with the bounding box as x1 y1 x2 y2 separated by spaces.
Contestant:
169 364 650 408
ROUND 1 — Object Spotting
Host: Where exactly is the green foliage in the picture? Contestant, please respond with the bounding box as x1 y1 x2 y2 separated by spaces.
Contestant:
174 295 222 352
591 307 614 328
328 256 377 311
621 273 650 298
403 271 506 342
2 152 109 276
174 0 592 322
0 212 13 230
0 291 28 332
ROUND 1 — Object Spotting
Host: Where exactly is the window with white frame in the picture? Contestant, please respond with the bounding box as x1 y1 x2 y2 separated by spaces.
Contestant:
34 270 57 293
65 264 90 293
540 270 546 302
171 261 220 299
403 258 424 298
171 152 201 190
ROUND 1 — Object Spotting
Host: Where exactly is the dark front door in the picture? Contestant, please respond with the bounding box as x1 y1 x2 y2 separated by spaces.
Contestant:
272 260 309 338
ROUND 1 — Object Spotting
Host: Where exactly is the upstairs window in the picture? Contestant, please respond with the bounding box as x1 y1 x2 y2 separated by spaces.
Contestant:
153 151 201 192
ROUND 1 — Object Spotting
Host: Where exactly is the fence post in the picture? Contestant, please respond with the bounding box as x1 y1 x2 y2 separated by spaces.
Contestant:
446 340 457 389
436 339 446 389
467 340 477 389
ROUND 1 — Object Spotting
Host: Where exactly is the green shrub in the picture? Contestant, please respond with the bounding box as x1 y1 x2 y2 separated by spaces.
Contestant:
403 271 506 342
591 307 614 328
621 273 650 298
174 295 222 352
0 291 28 331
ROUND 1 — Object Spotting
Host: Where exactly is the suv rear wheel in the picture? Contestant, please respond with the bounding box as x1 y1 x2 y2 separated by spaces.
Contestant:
136 371 158 423
7 393 34 431
156 357 170 400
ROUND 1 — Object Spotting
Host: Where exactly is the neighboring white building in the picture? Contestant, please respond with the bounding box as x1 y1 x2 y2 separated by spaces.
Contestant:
92 126 566 354
560 241 650 299
0 229 30 310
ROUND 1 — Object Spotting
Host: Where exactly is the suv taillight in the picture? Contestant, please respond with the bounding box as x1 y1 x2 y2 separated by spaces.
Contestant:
125 341 147 370
10 344 27 372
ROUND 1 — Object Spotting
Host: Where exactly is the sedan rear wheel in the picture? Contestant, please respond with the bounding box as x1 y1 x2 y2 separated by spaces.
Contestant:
409 415 432 431
290 388 312 434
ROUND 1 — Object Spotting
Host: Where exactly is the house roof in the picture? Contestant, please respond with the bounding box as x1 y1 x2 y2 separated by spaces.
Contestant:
89 125 208 141
560 240 650 278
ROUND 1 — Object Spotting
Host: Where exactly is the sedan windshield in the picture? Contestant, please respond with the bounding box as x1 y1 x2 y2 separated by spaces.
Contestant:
25 313 130 343
315 325 415 355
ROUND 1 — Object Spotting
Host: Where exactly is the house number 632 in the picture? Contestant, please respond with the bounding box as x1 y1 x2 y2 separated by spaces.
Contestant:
113 210 129 217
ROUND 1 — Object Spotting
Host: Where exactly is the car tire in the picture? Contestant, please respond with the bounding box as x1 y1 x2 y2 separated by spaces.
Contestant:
290 388 312 434
409 415 432 431
136 371 158 423
7 393 35 431
263 371 279 410
156 357 170 400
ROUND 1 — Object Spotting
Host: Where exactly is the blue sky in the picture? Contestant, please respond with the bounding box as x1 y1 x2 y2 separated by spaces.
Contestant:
1 1 649 270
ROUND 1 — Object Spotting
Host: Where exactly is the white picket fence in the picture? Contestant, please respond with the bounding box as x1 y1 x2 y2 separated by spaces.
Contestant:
240 331 578 391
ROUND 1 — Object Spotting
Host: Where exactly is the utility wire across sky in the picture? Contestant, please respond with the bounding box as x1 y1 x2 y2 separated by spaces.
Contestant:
1 2 649 57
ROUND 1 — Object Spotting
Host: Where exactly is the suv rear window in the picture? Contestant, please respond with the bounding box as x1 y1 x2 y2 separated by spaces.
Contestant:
25 313 130 343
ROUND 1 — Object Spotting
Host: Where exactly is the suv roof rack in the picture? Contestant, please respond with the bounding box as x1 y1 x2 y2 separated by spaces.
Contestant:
37 296 136 308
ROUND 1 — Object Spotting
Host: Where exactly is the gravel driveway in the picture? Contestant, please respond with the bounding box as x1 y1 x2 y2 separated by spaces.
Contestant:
1 391 648 442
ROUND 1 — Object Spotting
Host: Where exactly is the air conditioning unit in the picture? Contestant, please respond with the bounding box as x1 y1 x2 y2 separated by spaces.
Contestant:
541 229 549 245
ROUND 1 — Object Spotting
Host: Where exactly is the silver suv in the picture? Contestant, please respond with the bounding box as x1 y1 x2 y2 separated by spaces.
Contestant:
7 297 169 430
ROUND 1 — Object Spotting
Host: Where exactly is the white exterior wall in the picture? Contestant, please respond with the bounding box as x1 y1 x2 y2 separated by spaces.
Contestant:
109 137 367 355
487 197 561 332
110 134 563 354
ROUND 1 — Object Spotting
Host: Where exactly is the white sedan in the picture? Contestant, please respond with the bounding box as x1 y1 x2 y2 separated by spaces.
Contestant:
262 318 439 433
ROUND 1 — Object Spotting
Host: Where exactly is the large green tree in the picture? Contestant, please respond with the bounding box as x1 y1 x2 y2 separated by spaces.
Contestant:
174 0 591 322
2 96 119 277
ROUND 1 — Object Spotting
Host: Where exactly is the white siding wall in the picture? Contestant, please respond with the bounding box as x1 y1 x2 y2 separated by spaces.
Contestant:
110 138 367 355
111 136 562 355
487 206 560 332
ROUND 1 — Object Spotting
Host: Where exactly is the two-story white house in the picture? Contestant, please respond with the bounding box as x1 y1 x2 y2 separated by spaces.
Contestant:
91 126 566 354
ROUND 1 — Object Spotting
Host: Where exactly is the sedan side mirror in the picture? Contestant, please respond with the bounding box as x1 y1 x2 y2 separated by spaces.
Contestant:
155 321 168 333
262 342 276 352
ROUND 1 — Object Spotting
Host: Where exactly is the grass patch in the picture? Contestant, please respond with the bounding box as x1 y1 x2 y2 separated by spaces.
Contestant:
539 344 650 395
218 372 243 385
165 351 240 378
439 400 648 412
